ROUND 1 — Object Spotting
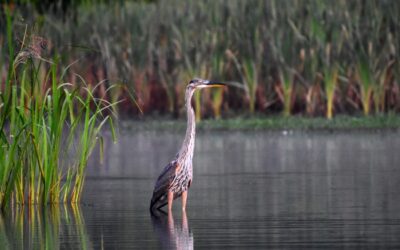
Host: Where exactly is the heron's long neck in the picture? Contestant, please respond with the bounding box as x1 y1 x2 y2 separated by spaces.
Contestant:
178 90 196 160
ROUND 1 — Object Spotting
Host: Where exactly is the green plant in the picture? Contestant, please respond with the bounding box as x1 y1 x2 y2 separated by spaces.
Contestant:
0 14 118 208
226 50 259 114
278 69 295 117
357 58 374 116
324 66 338 119
210 55 225 119
2 0 400 117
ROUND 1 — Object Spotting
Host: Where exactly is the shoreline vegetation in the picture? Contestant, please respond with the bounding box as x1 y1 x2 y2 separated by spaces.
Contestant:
121 115 400 131
0 9 117 208
2 1 400 119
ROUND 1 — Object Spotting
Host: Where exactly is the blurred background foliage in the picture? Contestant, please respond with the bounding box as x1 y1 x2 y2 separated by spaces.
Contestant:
1 0 400 119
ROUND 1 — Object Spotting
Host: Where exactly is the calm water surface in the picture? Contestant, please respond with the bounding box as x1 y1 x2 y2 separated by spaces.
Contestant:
2 128 400 249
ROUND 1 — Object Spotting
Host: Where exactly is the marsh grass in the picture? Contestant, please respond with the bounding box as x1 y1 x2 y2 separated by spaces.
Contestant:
117 113 400 133
0 12 117 208
210 54 225 119
324 67 338 119
357 59 374 116
226 50 259 114
278 69 295 117
2 1 400 118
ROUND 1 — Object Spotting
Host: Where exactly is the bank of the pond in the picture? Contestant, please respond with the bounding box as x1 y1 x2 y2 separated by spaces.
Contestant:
120 115 400 131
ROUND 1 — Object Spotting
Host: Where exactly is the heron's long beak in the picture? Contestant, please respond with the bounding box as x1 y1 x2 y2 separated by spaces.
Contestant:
204 81 227 88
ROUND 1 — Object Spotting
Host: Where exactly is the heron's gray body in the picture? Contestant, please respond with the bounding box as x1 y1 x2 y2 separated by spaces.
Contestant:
150 79 226 213
150 86 196 211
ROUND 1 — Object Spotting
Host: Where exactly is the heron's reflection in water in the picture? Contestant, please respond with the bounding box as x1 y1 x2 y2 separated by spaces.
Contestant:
151 211 194 250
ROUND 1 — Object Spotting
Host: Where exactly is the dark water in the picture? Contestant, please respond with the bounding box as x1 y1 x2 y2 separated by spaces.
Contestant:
2 129 400 249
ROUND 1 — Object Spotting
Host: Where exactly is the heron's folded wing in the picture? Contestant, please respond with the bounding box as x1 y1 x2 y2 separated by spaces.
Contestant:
151 160 178 205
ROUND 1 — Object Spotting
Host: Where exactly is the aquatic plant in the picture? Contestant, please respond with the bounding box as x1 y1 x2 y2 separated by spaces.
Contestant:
324 66 338 119
226 50 259 114
277 69 295 117
357 59 374 116
210 54 225 119
0 12 117 208
1 0 400 117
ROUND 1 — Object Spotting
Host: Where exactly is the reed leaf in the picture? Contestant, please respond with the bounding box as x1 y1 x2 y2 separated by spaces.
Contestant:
0 23 119 207
324 67 338 119
357 59 373 115
279 69 295 117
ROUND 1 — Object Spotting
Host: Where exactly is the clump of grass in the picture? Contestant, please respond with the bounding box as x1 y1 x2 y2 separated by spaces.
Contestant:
210 55 225 119
226 50 259 114
3 1 400 118
0 11 117 208
198 114 400 130
277 68 295 117
357 58 374 116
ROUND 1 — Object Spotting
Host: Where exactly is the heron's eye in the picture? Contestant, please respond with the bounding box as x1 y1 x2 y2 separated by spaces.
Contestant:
189 80 195 84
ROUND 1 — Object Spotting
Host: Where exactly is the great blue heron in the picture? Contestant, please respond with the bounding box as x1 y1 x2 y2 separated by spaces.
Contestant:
150 78 227 213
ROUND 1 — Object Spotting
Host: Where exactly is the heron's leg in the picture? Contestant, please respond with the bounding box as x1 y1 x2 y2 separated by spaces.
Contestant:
168 212 174 231
181 191 188 211
167 191 174 212
182 209 188 230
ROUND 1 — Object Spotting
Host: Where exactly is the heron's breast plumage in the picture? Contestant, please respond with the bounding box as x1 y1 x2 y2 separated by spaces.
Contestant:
171 122 195 194
170 165 192 194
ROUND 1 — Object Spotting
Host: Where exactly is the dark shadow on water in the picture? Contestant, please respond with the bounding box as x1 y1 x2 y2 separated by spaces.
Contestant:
0 204 91 249
151 211 193 250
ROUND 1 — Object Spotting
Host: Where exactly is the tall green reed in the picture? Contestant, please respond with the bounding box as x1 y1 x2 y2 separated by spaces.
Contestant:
226 50 259 114
2 0 400 117
210 54 225 119
324 66 338 119
357 58 374 116
278 69 294 117
0 15 117 208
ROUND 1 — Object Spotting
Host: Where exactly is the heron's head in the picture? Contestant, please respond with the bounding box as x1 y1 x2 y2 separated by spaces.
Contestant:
187 78 227 90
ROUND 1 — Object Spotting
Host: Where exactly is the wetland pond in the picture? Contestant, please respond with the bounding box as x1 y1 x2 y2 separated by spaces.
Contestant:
2 128 400 249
